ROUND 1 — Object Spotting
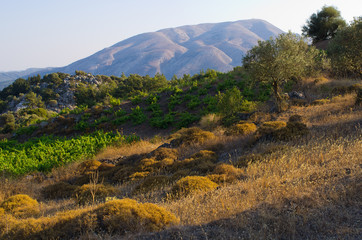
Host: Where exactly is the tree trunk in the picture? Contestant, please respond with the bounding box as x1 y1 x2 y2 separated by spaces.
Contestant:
272 81 282 112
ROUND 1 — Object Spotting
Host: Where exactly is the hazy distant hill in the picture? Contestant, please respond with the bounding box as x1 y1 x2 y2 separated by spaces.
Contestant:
0 68 54 90
0 19 284 89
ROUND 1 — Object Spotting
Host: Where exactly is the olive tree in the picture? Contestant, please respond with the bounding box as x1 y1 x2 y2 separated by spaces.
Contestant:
327 17 362 77
242 32 318 112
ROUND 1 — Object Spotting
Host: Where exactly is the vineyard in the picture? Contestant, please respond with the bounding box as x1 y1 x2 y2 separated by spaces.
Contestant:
0 131 139 176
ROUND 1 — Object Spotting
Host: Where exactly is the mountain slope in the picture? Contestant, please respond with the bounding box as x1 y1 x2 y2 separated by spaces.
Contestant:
61 19 283 78
0 19 284 88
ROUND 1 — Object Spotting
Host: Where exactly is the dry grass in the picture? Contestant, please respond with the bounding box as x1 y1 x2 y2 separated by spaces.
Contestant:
278 93 360 126
155 131 361 238
0 81 361 239
94 140 160 161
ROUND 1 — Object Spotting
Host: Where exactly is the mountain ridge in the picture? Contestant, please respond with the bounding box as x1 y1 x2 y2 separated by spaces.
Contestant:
0 19 284 88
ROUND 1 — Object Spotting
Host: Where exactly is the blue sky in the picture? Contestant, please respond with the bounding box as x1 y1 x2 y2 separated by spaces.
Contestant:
0 0 360 71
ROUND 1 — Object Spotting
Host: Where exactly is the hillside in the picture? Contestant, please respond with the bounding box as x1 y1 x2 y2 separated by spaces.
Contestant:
0 19 283 89
0 73 361 239
59 19 283 78
0 20 361 239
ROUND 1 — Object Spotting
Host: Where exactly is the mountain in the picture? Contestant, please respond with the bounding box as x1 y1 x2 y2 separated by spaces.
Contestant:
0 19 284 89
59 19 283 78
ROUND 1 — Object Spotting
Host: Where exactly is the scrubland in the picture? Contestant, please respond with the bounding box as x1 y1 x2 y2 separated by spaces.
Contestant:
0 75 361 239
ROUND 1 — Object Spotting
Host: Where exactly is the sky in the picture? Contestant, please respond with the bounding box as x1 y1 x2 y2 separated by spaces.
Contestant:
0 0 360 72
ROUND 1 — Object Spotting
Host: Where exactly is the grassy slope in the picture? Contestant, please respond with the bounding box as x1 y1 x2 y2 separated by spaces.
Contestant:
0 78 361 239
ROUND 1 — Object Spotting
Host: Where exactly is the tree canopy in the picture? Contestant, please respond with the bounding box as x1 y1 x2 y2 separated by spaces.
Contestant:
327 17 362 77
243 32 318 111
302 6 346 44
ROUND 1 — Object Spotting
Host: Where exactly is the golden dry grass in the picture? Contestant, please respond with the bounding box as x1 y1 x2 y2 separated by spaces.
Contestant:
155 131 361 238
94 140 160 161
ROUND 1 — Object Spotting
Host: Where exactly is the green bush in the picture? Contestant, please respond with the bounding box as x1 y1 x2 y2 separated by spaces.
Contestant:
130 106 146 125
176 112 200 129
74 120 89 131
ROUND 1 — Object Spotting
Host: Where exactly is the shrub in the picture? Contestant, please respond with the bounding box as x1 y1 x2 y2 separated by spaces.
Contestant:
213 163 242 176
74 120 89 131
274 121 309 141
95 199 179 233
152 148 179 161
113 109 127 117
170 127 215 146
129 171 150 181
41 182 77 200
187 96 201 110
170 176 218 198
133 175 171 194
208 164 243 183
225 122 257 136
73 184 117 205
257 121 287 136
0 199 178 239
1 194 40 218
130 106 147 125
176 112 200 128
77 160 102 175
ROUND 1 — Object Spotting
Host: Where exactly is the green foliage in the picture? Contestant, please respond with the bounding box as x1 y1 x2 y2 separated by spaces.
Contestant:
74 84 98 107
15 125 38 136
24 92 45 109
0 131 139 176
114 109 127 117
130 106 146 125
176 112 200 129
327 18 362 77
216 87 257 119
94 116 109 125
217 78 237 91
187 95 201 110
168 94 182 110
0 78 30 100
150 112 174 129
43 73 63 86
0 112 16 133
74 120 90 131
243 32 319 112
302 5 346 43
